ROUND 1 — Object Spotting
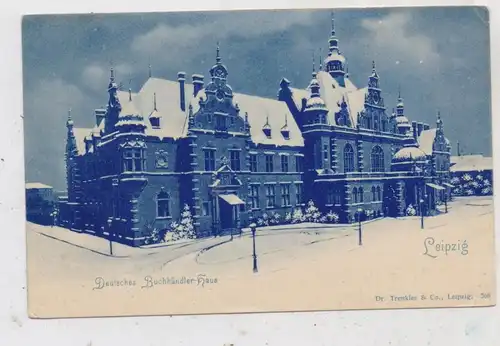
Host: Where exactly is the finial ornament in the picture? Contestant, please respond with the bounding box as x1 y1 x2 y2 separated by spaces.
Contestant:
153 92 157 111
331 11 335 36
148 56 152 78
216 41 221 63
372 60 376 71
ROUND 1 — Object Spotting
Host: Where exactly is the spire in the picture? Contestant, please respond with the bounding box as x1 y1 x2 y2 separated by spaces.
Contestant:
372 60 377 74
312 51 316 77
436 110 443 129
128 77 132 101
66 108 73 127
153 92 157 111
319 47 323 71
331 11 336 36
328 12 340 54
216 41 221 64
148 57 152 78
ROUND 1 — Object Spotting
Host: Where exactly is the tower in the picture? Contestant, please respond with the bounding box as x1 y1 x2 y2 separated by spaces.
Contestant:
302 62 331 171
394 88 412 136
104 66 122 133
363 61 388 131
323 13 347 87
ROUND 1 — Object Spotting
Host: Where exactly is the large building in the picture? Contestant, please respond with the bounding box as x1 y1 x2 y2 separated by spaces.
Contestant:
60 15 452 246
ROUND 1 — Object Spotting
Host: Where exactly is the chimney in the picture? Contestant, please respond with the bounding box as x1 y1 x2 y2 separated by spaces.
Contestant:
94 108 106 126
412 121 418 141
192 74 204 97
417 122 424 138
177 71 186 112
423 123 430 131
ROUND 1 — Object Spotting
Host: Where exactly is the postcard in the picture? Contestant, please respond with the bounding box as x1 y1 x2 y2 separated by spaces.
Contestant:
23 6 495 318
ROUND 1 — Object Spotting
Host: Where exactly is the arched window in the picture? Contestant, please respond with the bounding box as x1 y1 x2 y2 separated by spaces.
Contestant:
343 143 355 173
352 187 358 203
371 146 385 172
358 187 364 202
371 186 376 201
376 186 381 201
157 191 171 218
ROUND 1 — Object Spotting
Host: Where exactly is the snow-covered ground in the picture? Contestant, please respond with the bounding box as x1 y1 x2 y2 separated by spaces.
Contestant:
26 196 496 318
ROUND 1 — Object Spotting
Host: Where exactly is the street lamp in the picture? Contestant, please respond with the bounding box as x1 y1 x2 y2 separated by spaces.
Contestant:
250 222 258 273
420 198 425 229
357 208 363 246
107 217 113 255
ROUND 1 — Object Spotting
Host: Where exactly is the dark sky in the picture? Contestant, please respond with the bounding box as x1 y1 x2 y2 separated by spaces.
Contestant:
22 7 491 191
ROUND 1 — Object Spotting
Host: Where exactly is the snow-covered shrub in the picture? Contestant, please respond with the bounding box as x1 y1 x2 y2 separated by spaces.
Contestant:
144 221 163 245
462 173 472 182
482 186 492 195
291 208 305 224
319 215 327 223
365 210 374 219
269 211 281 225
284 212 292 224
166 204 196 242
304 200 321 222
450 177 460 185
406 204 416 216
326 210 340 224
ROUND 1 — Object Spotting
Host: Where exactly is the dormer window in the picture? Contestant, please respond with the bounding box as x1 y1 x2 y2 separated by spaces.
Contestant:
262 115 272 139
150 116 160 129
281 128 290 140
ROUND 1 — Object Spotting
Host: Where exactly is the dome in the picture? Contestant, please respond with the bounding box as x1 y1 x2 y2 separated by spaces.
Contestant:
324 51 346 65
304 96 327 112
392 146 426 162
396 116 411 126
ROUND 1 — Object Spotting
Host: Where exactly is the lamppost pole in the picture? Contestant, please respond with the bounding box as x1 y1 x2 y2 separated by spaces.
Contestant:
357 208 363 246
250 222 258 273
107 217 113 256
420 198 425 229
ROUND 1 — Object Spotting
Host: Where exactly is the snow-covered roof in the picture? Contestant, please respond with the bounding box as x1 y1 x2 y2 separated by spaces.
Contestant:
392 146 426 162
450 155 493 172
77 77 303 149
189 82 303 147
291 71 367 127
417 129 436 155
26 182 53 190
73 127 92 155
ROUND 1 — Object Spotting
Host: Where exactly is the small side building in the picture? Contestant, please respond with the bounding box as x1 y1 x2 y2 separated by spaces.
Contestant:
450 155 493 196
25 182 55 225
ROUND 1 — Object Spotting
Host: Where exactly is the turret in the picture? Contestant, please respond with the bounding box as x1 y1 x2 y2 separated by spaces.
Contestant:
323 13 347 87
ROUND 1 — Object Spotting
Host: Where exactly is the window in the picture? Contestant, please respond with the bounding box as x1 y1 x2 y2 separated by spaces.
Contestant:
295 183 303 204
266 185 276 208
281 184 291 207
216 114 226 130
371 186 376 201
230 150 240 171
352 187 358 203
249 154 258 172
265 154 274 172
343 143 355 173
327 187 335 205
281 155 289 172
249 185 260 209
371 146 385 172
202 201 210 216
157 191 170 218
323 144 329 160
123 149 145 172
358 187 364 202
204 149 215 171
295 156 304 172
376 186 381 201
